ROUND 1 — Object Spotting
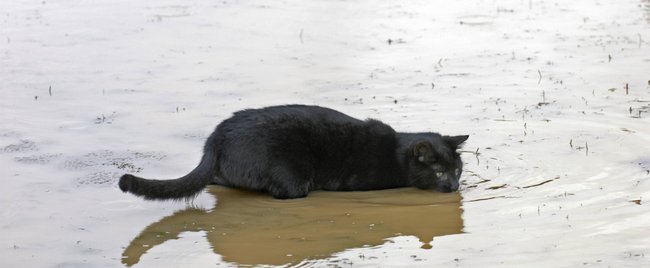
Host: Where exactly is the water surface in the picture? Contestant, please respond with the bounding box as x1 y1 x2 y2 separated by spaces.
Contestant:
123 187 462 266
1 0 649 267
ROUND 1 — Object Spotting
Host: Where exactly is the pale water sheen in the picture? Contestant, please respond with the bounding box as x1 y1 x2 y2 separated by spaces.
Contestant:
1 0 649 267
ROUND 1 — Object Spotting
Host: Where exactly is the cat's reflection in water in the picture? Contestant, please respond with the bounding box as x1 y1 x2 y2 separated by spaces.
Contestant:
122 186 463 266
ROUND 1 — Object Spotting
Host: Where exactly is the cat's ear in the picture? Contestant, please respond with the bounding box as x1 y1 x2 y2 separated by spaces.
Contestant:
413 141 433 162
443 135 469 149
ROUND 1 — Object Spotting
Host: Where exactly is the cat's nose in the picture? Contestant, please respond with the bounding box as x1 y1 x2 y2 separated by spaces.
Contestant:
439 173 459 192
449 179 459 191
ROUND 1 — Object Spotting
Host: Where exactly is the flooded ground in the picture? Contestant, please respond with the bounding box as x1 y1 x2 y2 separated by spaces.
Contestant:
1 0 650 267
122 187 462 266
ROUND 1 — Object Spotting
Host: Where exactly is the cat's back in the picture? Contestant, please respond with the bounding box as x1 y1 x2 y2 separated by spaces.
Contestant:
222 105 362 131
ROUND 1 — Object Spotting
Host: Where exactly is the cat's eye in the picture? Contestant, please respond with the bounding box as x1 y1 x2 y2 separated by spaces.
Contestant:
435 171 444 177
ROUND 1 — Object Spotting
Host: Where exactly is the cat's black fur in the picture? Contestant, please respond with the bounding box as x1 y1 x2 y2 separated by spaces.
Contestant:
119 105 468 200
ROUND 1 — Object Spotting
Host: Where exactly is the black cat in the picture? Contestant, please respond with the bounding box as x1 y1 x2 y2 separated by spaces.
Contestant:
119 105 468 200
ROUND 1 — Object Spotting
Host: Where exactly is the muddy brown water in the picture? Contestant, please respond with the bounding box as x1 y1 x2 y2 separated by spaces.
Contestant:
122 186 462 266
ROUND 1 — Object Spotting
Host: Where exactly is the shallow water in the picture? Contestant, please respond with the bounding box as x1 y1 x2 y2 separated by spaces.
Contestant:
122 187 462 266
1 0 650 267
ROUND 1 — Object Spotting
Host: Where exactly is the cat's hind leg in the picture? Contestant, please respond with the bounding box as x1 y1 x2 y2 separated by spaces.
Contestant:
267 165 310 199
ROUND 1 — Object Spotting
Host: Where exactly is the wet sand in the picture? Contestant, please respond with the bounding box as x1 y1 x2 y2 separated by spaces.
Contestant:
1 0 650 267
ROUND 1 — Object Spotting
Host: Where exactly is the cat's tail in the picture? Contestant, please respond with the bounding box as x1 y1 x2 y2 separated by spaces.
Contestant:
118 150 217 200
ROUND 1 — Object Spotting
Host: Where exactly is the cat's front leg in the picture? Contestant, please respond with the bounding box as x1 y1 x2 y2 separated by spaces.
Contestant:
267 165 310 199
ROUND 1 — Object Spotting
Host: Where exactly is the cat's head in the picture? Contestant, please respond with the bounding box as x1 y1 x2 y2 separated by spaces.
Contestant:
407 134 469 192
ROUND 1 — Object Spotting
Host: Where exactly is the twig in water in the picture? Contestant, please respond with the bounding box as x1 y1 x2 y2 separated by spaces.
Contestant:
49 86 52 96
299 29 304 44
585 142 589 156
625 83 629 95
537 90 550 106
522 178 556 189
537 69 542 84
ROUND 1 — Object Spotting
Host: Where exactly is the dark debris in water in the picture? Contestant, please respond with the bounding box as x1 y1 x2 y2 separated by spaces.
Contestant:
629 104 649 119
14 153 62 164
77 171 122 186
94 112 117 124
64 150 164 170
486 184 508 190
64 150 165 186
465 195 518 203
522 176 560 189
2 139 37 153
106 161 143 173
387 38 405 45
